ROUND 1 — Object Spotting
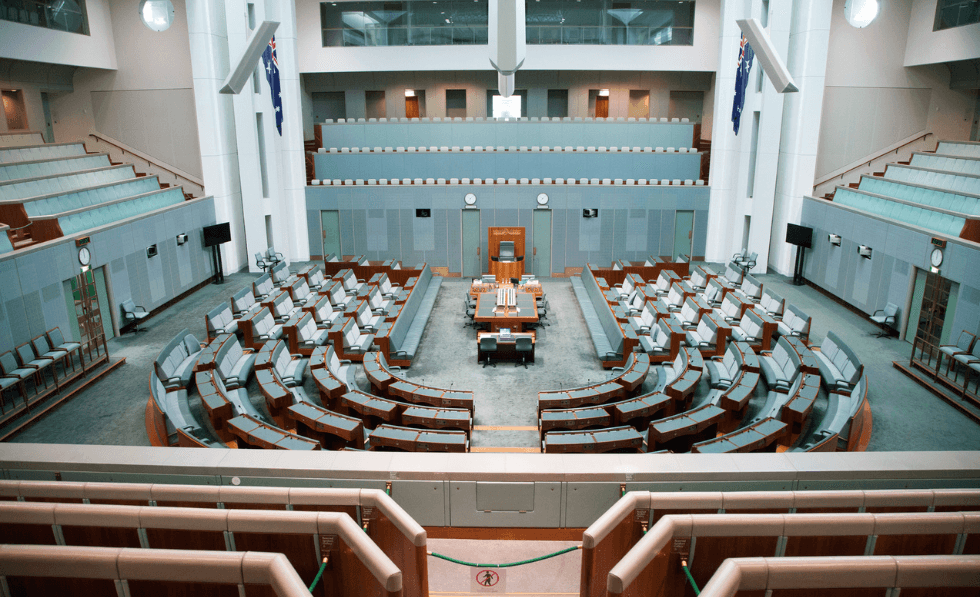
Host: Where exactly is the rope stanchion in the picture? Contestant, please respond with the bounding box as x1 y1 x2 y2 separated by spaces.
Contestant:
681 559 700 595
309 559 328 592
427 545 581 568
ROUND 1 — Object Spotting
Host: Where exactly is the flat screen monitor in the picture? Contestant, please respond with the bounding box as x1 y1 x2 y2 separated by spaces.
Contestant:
786 223 813 248
203 223 231 247
499 241 515 261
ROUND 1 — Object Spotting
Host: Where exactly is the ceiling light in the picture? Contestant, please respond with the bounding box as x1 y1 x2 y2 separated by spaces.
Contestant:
598 89 610 97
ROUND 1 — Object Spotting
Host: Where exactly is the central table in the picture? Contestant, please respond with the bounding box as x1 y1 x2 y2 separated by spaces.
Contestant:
477 331 535 364
474 292 538 332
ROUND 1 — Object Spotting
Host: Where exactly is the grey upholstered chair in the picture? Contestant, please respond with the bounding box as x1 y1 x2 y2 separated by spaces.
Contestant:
480 336 497 368
515 336 533 368
121 299 149 333
870 303 899 338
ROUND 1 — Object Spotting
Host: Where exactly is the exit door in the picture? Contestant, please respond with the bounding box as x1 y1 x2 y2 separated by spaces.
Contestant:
672 210 694 260
320 210 341 258
461 210 481 278
907 269 956 346
532 209 552 277
41 92 54 143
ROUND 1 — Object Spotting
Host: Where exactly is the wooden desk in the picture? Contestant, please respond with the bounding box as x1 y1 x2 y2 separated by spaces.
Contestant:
469 282 543 297
477 331 535 364
474 292 538 332
227 414 321 450
542 425 643 454
369 424 468 452
753 308 779 352
489 259 524 282
287 401 364 450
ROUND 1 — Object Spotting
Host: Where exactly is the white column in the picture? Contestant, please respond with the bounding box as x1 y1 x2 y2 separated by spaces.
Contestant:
769 0 832 276
186 0 247 273
268 0 310 262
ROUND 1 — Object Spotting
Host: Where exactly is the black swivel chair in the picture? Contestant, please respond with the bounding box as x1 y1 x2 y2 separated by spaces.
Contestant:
515 336 533 368
464 298 476 327
510 278 520 285
480 336 497 368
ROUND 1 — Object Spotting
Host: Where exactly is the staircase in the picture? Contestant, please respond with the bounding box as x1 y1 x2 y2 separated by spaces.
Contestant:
816 132 933 201
86 133 205 200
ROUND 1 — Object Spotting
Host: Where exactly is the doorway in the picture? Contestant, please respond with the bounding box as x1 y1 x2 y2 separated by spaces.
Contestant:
628 90 649 118
668 90 704 122
905 269 956 346
532 209 552 277
312 91 346 122
64 268 111 347
1 89 28 130
365 90 386 119
405 96 420 118
320 210 341 258
589 90 610 118
672 210 694 259
41 92 54 143
461 209 481 278
446 89 467 119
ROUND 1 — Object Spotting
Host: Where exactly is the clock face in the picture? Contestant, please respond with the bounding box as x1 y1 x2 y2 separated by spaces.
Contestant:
536 193 549 205
78 246 91 266
464 193 477 205
930 247 943 267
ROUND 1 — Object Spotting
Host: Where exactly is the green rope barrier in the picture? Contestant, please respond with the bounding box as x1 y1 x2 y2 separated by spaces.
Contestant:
681 560 700 595
309 560 328 592
428 545 581 568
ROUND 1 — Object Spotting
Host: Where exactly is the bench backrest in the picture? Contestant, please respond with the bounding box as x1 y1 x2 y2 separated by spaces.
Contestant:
739 308 763 338
355 301 371 327
342 317 360 345
252 307 275 335
583 267 625 354
312 294 333 323
155 328 198 379
759 287 785 316
740 274 762 298
388 266 432 351
271 261 291 284
297 312 317 341
823 330 862 385
696 317 717 343
339 268 358 291
214 335 245 380
231 287 257 314
328 280 347 304
772 336 801 380
290 278 311 301
720 293 743 319
206 303 234 334
272 291 294 318
368 286 385 309
271 340 292 378
253 273 273 297
724 261 743 284
784 303 811 334
704 278 724 302
308 268 326 288
680 297 698 323
666 282 684 306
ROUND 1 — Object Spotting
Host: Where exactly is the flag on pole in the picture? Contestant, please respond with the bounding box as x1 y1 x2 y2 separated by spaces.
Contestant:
261 35 283 135
731 33 754 135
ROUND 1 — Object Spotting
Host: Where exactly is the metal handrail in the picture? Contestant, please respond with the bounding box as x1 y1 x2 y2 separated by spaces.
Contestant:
87 133 204 193
813 131 933 192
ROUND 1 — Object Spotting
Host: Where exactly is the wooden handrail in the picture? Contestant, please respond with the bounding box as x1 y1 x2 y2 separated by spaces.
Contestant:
87 133 204 190
813 131 933 191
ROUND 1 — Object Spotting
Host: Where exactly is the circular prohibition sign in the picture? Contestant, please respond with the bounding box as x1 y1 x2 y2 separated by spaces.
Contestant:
475 569 500 587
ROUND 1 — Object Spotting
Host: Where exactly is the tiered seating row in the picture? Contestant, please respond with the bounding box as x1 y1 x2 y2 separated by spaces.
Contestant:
30 187 186 242
0 164 133 202
313 146 702 182
311 176 705 186
936 140 980 158
316 115 699 150
911 151 980 176
0 131 45 147
858 174 980 215
0 141 86 163
834 187 971 238
21 176 161 218
0 153 111 181
885 163 980 195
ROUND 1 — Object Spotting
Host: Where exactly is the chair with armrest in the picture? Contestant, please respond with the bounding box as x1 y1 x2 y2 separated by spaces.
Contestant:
0 350 36 402
46 327 83 372
515 336 533 368
265 246 284 266
31 334 69 378
254 252 274 272
871 303 899 338
951 336 980 384
15 342 58 391
464 298 477 328
480 336 497 368
121 299 149 333
939 331 976 376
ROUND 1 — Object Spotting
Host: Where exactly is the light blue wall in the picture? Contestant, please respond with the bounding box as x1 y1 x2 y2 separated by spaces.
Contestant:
319 120 698 150
800 196 980 339
313 150 702 182
0 197 217 353
306 185 709 274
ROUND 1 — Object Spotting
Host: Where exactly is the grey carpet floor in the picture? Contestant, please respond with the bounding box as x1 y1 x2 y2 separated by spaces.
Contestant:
9 264 980 452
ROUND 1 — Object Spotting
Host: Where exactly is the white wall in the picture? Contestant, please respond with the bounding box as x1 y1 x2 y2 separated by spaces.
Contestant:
0 0 117 70
0 60 75 136
49 0 203 178
815 0 976 181
905 0 980 66
295 0 719 74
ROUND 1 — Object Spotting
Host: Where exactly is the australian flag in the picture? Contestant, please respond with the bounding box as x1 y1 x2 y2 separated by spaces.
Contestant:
261 36 283 135
731 33 754 136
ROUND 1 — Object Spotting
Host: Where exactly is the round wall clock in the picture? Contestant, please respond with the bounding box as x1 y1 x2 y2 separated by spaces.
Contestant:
78 246 91 266
930 247 944 268
464 193 477 205
536 193 549 205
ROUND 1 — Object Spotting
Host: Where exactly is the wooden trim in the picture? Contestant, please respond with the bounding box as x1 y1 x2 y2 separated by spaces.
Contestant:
423 527 585 541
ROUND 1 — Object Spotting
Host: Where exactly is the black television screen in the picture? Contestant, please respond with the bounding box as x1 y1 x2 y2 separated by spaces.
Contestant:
203 223 231 247
786 223 813 248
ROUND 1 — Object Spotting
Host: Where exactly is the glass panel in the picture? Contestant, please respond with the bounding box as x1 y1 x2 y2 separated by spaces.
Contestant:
319 0 694 46
934 0 980 30
0 0 91 35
